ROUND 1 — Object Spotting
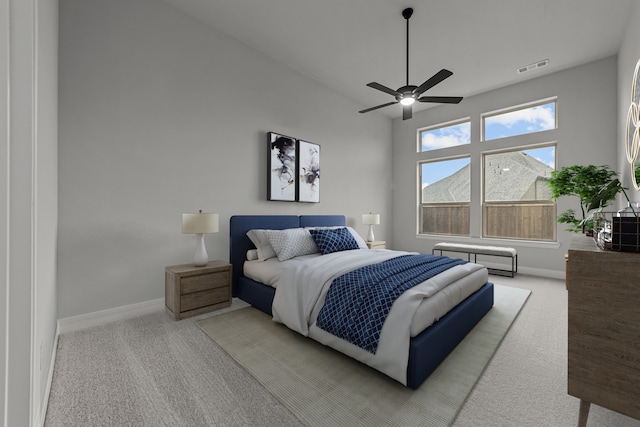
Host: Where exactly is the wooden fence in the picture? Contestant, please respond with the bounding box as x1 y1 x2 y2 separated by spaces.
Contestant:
420 204 470 236
420 202 556 241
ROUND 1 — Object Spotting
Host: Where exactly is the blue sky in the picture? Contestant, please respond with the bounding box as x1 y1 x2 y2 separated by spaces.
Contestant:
421 102 555 187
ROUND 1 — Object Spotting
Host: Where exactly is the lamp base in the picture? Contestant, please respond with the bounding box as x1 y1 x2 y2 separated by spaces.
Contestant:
193 234 209 266
366 225 375 242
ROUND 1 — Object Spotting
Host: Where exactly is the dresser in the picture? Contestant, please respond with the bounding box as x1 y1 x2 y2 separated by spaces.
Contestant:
566 237 640 426
165 260 232 320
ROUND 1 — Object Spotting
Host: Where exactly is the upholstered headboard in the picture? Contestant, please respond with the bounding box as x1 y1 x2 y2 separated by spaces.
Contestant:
228 215 346 295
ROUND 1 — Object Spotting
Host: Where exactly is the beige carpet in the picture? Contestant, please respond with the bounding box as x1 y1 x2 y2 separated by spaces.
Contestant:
197 284 530 427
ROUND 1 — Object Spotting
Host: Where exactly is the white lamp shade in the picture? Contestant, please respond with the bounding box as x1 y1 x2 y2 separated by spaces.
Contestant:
362 213 380 225
182 212 219 234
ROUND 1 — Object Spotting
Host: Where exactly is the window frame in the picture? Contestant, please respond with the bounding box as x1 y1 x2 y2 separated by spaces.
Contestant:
418 155 471 236
415 97 559 243
481 143 557 242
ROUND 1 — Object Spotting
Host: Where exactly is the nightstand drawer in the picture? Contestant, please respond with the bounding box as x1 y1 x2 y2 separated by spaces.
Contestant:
181 271 229 294
181 287 229 312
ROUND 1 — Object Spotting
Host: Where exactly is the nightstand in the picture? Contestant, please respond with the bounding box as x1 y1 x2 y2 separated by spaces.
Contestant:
165 260 232 320
366 240 386 249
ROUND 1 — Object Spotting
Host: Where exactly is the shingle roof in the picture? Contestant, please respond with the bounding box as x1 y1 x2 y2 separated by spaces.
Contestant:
423 151 553 202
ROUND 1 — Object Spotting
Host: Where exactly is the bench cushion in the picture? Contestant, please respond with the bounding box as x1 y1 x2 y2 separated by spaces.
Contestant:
433 242 517 257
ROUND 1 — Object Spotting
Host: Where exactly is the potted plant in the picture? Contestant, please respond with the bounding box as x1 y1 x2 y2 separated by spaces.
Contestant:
547 165 626 234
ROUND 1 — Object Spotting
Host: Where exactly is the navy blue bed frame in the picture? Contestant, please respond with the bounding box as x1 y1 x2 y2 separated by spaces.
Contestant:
229 215 494 389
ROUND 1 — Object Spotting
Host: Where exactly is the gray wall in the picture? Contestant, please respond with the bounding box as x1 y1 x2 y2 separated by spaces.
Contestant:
58 0 640 318
391 57 619 277
58 0 392 318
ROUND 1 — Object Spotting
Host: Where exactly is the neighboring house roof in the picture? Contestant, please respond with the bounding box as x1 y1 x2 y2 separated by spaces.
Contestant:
423 164 471 202
423 151 553 202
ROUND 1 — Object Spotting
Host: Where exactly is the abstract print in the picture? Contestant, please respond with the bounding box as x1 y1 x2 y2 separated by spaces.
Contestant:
297 140 320 202
268 132 296 201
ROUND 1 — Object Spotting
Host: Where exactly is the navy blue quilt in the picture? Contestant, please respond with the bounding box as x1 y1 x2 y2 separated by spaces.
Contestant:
315 254 467 354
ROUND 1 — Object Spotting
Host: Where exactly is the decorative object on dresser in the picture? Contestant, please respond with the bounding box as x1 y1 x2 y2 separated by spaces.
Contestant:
165 260 232 320
566 237 640 427
182 211 218 266
547 165 623 234
297 139 320 202
625 58 640 190
362 212 380 241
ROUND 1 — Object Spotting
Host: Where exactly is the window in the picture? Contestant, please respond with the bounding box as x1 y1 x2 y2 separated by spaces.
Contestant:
419 119 470 152
482 99 556 141
419 157 470 236
483 145 556 241
416 97 558 242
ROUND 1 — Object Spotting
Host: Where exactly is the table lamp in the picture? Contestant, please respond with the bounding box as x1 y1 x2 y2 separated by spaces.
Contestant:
362 213 380 242
182 211 219 266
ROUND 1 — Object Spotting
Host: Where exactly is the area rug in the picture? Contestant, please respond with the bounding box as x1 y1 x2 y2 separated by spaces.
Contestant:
197 284 530 427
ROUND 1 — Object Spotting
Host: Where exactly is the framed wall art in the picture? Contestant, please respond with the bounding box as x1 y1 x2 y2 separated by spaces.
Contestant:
267 132 296 201
297 140 320 203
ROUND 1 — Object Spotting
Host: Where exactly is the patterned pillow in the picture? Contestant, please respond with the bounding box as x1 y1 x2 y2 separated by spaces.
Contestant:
305 226 368 249
309 227 361 255
264 228 319 261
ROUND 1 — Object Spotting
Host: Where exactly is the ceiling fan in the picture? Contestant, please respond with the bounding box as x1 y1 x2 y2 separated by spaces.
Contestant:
359 7 463 120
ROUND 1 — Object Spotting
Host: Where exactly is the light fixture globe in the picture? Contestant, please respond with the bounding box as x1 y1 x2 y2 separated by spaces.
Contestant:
400 96 415 106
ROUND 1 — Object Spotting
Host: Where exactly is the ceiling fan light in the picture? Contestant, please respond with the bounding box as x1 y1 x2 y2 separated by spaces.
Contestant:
400 97 415 106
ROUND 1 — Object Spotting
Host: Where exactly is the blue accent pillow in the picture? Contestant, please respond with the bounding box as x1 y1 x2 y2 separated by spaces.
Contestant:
309 227 361 255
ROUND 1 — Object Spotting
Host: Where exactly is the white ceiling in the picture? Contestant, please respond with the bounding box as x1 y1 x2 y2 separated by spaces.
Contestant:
159 0 634 119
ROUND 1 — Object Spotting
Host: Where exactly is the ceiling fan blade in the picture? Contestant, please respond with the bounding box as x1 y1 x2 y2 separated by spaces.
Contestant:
403 104 412 120
359 101 399 114
417 96 463 104
414 69 454 95
366 82 401 97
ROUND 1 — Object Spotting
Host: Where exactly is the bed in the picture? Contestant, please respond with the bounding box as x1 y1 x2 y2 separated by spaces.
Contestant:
229 214 494 389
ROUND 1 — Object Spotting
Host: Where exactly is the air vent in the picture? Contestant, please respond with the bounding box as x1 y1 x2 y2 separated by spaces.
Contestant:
517 59 549 75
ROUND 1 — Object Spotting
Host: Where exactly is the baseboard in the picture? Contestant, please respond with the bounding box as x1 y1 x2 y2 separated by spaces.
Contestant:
57 298 165 335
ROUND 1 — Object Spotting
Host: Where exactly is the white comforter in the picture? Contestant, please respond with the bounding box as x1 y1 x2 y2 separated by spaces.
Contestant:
271 249 488 385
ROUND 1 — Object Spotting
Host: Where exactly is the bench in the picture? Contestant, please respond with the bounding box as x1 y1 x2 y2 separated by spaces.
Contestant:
432 242 517 277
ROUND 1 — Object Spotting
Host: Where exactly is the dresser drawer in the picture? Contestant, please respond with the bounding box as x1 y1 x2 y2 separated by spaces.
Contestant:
181 287 230 312
181 271 230 294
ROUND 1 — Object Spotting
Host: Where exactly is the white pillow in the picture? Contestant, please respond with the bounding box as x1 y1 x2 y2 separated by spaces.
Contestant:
246 249 259 261
264 228 319 261
246 229 277 261
305 226 368 249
